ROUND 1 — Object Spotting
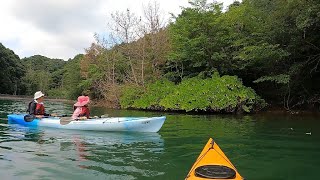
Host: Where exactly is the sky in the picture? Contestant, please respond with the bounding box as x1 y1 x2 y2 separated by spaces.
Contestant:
0 0 236 60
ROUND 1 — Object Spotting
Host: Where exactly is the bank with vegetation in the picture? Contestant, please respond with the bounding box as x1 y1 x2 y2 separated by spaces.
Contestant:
0 0 319 113
121 74 265 113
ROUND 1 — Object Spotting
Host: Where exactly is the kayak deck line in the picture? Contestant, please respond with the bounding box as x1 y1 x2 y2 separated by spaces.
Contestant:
185 138 244 180
59 117 154 125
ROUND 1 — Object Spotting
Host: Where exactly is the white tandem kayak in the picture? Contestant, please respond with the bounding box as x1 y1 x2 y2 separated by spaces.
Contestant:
7 114 166 132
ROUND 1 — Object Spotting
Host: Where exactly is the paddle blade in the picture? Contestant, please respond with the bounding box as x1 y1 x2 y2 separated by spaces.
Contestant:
60 117 73 125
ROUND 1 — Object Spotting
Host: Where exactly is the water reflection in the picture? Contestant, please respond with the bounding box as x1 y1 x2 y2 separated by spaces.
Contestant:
0 100 27 120
0 122 165 179
2 99 320 179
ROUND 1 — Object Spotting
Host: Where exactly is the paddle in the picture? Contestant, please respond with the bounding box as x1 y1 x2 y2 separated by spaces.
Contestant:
24 113 108 123
23 114 71 122
24 115 42 122
60 117 74 125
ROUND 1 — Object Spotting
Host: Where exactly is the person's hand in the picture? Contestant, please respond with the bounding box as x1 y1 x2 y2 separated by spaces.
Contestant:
79 116 87 120
50 113 58 117
35 115 44 119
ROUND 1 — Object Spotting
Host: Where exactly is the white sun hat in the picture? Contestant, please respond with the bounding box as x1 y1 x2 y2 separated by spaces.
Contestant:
34 91 45 100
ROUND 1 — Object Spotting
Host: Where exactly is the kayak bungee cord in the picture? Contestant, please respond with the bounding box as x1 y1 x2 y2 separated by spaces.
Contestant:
185 139 215 179
213 144 238 172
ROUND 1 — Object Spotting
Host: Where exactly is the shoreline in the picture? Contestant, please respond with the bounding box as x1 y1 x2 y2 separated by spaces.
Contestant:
1 94 319 115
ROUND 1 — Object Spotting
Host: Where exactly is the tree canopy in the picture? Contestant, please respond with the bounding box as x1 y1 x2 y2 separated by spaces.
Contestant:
0 43 24 95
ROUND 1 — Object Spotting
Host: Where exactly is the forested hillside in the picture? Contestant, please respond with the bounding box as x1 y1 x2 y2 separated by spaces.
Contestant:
21 55 65 96
1 0 319 112
0 43 24 95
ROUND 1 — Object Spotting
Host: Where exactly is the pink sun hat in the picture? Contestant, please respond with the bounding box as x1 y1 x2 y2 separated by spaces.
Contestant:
74 96 90 107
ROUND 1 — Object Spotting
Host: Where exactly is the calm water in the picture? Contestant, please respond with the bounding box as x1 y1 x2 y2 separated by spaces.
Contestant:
1 99 320 180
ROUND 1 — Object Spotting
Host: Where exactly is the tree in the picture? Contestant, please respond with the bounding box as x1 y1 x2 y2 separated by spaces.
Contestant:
21 55 65 95
167 0 223 82
142 1 170 79
166 0 320 109
61 54 84 99
0 43 25 95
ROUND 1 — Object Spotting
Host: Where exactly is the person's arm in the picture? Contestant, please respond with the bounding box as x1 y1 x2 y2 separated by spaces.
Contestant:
72 107 81 120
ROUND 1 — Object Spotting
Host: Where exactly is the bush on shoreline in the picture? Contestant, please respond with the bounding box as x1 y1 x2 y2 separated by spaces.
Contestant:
120 73 266 113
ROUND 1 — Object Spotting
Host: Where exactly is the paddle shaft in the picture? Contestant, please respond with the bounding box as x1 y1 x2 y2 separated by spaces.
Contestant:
24 114 71 122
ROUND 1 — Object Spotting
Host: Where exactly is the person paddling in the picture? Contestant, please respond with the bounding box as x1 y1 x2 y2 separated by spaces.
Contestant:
72 96 90 120
27 91 56 118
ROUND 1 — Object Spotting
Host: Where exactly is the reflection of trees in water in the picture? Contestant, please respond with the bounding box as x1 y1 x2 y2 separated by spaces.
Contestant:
59 135 89 169
58 132 165 177
161 114 257 140
89 133 164 177
0 124 11 141
3 112 166 178
0 100 29 117
3 124 45 143
25 131 45 144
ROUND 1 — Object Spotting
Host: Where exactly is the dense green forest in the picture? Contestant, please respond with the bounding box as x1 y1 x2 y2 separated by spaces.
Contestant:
0 0 319 113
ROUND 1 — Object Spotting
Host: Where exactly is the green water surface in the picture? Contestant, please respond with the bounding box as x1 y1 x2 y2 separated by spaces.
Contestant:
0 99 320 180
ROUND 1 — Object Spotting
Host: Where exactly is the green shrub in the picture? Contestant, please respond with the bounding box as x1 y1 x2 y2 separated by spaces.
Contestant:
133 79 175 109
119 85 145 108
120 74 266 113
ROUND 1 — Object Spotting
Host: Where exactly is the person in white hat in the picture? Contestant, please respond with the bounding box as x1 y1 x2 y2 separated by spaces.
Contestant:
27 91 56 118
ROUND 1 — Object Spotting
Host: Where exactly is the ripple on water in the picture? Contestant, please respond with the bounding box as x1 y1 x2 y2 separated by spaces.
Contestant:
2 99 320 179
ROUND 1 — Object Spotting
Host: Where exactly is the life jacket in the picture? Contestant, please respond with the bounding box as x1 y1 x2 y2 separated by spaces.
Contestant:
35 103 45 115
27 100 49 116
79 106 90 118
74 106 90 118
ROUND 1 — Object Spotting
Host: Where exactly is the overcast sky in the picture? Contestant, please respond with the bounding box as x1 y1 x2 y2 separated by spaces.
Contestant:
0 0 236 60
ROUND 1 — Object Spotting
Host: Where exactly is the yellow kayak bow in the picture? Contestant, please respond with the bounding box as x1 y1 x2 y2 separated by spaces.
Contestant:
185 138 244 180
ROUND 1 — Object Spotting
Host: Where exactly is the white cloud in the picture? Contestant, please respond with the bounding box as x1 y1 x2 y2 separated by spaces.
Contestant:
0 0 237 60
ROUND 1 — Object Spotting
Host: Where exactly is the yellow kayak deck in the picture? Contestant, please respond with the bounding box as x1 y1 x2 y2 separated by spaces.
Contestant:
185 138 244 180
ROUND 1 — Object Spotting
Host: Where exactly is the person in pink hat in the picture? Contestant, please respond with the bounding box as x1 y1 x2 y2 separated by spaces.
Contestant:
71 96 90 120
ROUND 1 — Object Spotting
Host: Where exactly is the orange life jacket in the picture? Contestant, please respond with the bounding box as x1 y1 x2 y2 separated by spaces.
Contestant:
35 103 45 115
